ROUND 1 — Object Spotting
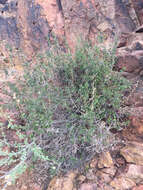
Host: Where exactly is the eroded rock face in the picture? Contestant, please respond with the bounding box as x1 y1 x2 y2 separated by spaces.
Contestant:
130 115 143 134
0 0 52 58
133 185 143 190
125 164 143 183
110 177 136 190
0 2 20 49
16 0 51 57
116 23 143 136
79 183 97 190
132 0 143 25
120 142 143 165
98 152 114 168
0 0 140 57
47 171 77 190
117 49 143 73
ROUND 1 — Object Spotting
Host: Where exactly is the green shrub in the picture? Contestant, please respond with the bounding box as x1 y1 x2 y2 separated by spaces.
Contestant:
0 40 129 188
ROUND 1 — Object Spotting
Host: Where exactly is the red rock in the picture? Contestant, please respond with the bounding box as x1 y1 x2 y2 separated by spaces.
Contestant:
116 50 143 73
110 177 136 190
133 185 143 190
132 0 143 25
21 184 41 190
101 167 116 176
17 0 35 57
35 0 64 37
120 141 143 165
29 184 41 190
130 115 143 135
0 0 139 57
77 175 86 184
98 152 113 168
79 183 97 190
123 107 143 135
47 171 77 190
21 185 28 190
126 92 143 107
86 169 97 180
125 164 143 183
90 157 98 168
136 25 143 33
96 171 112 183
117 33 129 48
128 107 143 118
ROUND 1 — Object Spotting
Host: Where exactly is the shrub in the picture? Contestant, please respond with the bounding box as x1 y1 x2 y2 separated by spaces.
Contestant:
0 40 129 188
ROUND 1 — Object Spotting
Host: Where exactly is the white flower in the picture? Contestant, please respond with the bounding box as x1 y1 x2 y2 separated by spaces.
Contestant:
13 93 16 99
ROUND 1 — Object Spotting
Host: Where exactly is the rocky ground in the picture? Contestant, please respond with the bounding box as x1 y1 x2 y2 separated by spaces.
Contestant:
1 0 143 190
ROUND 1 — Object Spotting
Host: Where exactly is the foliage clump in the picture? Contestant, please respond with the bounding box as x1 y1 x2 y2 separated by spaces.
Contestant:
0 41 129 188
